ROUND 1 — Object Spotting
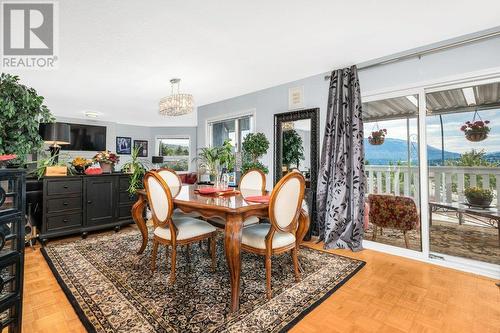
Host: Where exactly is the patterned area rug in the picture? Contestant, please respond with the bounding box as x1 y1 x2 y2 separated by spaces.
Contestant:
41 228 365 333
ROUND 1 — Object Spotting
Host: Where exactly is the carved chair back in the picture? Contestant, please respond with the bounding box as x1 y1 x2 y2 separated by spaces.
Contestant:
157 167 182 189
268 171 305 234
143 171 174 231
239 168 266 191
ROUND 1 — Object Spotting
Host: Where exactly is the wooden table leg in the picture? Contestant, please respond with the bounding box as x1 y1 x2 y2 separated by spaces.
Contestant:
224 213 243 312
132 194 148 254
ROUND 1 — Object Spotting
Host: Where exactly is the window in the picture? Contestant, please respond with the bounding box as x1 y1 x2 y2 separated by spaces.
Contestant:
157 137 190 172
208 114 254 151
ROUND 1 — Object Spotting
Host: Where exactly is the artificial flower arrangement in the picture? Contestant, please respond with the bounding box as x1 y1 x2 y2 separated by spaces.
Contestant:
368 129 387 145
464 187 493 207
460 120 490 142
71 157 93 174
93 150 119 173
93 150 119 164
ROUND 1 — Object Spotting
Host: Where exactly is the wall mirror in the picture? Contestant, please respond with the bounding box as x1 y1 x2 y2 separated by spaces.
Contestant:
274 108 319 238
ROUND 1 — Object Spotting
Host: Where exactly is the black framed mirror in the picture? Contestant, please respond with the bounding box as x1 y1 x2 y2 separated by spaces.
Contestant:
274 108 320 239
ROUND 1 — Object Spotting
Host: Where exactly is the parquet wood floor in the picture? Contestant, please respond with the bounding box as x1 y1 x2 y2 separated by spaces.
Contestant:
21 227 499 333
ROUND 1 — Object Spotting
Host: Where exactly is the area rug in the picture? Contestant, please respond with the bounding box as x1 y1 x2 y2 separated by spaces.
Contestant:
41 228 365 333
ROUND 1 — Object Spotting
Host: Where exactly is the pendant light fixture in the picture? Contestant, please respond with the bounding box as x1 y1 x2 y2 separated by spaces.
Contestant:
159 78 194 116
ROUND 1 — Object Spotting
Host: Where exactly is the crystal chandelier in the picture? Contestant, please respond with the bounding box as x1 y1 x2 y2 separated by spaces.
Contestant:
159 78 194 116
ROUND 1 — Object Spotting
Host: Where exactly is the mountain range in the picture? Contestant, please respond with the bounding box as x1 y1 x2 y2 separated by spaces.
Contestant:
364 138 500 165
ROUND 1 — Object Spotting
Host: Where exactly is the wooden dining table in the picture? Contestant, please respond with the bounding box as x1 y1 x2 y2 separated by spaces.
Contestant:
132 185 310 312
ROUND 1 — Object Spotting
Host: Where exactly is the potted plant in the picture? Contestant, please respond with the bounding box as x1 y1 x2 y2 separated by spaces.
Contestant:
460 120 490 142
0 73 54 164
282 129 305 170
464 187 493 207
93 150 119 173
121 147 150 195
197 146 221 182
31 152 70 179
368 129 387 145
241 132 270 174
71 157 92 174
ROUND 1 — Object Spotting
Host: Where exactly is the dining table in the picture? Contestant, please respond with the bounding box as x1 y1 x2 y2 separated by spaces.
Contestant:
132 185 310 312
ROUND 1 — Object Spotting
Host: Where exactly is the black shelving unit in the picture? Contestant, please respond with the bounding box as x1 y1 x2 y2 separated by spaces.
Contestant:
0 169 25 333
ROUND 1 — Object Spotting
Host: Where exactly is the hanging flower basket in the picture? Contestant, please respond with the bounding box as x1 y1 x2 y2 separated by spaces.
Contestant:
368 129 387 145
461 111 490 142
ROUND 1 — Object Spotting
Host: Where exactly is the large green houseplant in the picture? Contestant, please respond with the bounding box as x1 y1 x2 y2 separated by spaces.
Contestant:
282 129 304 169
0 73 54 163
121 147 150 195
241 132 270 174
196 139 235 181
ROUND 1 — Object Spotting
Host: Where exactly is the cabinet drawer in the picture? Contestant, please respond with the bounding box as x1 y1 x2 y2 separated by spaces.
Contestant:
119 177 130 191
119 191 136 203
46 213 82 231
46 179 81 196
47 196 81 213
118 204 133 220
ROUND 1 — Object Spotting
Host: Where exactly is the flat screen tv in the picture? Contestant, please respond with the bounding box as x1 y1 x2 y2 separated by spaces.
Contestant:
62 123 107 151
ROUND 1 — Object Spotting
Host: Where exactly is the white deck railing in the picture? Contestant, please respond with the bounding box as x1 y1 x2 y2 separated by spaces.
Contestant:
365 165 500 207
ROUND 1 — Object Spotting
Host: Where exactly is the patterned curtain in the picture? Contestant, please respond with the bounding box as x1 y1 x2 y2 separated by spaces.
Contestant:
317 65 365 251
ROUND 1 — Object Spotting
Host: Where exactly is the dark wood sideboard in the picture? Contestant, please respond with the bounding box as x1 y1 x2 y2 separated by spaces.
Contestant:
40 173 135 243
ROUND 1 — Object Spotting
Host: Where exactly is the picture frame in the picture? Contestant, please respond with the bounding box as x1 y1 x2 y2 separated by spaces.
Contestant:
134 140 148 157
116 136 132 155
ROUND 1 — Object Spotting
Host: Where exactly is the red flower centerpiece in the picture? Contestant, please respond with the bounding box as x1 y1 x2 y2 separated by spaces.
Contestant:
93 151 119 173
460 120 490 142
368 129 387 145
0 154 17 168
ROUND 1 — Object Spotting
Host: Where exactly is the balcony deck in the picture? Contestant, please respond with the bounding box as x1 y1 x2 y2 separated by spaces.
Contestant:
364 165 500 265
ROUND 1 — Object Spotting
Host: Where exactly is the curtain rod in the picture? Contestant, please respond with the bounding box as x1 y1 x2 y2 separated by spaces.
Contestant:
324 28 500 81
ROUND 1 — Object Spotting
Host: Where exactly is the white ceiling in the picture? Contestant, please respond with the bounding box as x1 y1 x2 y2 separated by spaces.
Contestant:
5 0 500 127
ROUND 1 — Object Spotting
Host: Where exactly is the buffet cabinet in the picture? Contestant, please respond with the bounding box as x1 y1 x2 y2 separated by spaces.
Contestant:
0 169 25 333
40 173 135 243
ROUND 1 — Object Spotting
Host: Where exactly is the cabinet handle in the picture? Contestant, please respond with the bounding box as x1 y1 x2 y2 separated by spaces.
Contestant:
63 219 68 223
87 200 92 204
63 185 68 189
63 202 68 206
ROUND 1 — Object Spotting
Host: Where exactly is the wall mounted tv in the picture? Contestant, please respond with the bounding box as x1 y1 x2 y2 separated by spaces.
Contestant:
61 123 107 151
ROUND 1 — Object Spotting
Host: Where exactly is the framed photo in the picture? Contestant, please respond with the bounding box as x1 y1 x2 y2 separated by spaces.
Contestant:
116 136 132 155
134 140 148 157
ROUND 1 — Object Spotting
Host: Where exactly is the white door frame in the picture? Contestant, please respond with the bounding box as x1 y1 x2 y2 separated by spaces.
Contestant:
361 69 500 279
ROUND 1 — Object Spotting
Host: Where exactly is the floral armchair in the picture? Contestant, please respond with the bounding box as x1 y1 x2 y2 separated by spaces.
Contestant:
367 194 419 248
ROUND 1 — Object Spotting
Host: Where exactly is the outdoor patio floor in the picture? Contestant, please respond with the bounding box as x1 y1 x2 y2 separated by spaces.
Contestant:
364 217 499 265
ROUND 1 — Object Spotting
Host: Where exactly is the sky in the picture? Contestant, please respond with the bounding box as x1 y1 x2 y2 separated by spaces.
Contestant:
364 108 500 154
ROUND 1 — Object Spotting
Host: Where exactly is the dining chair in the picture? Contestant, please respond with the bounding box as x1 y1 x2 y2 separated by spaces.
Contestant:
144 171 218 284
241 171 305 299
209 168 266 228
157 167 201 219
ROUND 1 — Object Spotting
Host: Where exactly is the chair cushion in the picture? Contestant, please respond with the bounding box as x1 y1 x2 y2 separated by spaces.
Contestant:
154 217 216 241
173 208 200 218
241 224 295 250
209 216 260 227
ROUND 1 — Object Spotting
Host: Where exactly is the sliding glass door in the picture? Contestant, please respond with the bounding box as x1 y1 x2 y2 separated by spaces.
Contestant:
425 80 500 266
362 93 422 252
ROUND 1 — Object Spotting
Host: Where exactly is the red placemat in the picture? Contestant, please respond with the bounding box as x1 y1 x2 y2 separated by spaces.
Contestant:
197 187 218 195
244 195 271 203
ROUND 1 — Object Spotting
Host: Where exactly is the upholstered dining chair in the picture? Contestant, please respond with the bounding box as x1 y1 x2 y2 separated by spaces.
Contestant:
209 168 266 228
241 171 305 299
157 168 201 219
368 194 419 249
144 171 218 284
